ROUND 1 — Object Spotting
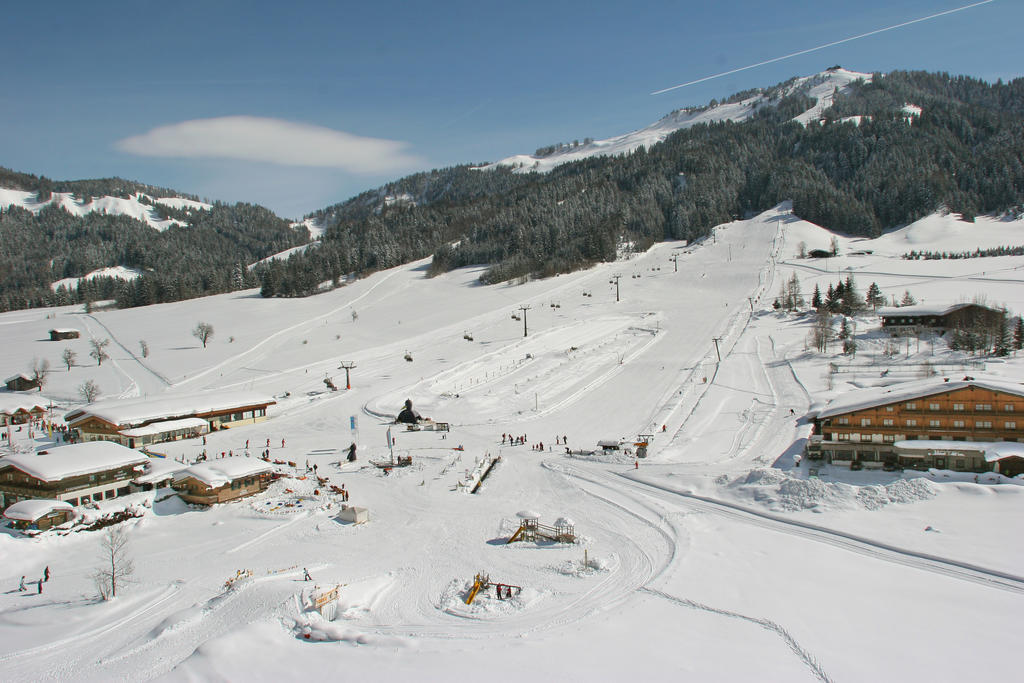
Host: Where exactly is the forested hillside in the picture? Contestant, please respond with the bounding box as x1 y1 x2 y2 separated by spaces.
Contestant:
0 170 308 311
262 70 1024 297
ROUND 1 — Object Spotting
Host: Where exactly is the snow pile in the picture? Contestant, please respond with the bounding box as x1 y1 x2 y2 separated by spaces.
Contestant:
855 478 937 510
730 468 936 512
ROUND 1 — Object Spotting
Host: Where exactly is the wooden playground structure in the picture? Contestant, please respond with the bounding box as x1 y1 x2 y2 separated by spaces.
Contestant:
465 572 522 605
506 512 576 544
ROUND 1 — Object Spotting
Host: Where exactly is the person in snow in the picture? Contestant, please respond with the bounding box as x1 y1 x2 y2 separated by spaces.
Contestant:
44 566 50 582
347 442 357 462
37 579 42 594
303 568 311 581
19 576 26 592
635 460 639 470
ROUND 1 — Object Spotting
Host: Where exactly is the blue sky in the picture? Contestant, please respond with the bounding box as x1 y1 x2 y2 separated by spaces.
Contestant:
1 0 1020 219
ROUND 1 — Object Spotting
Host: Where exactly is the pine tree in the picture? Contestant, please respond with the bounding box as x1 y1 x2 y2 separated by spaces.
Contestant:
811 284 822 310
900 290 917 306
866 282 885 310
1013 315 1024 352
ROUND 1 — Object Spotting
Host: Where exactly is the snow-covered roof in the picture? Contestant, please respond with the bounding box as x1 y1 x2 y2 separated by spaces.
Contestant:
3 499 74 521
4 373 33 383
133 457 189 485
174 458 273 488
817 375 1024 419
516 510 541 519
65 391 274 427
894 440 1024 463
1 442 150 482
876 303 992 317
553 517 575 528
120 417 209 438
0 395 47 415
48 328 80 333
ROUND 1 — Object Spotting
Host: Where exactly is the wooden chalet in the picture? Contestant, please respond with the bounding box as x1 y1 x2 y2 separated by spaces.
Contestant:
4 373 39 392
806 376 1024 476
4 499 74 531
172 458 274 505
49 328 80 341
877 303 1005 337
0 395 47 426
64 391 275 448
0 442 150 510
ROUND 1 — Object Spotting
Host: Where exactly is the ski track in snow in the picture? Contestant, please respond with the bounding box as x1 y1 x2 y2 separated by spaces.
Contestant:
640 587 833 683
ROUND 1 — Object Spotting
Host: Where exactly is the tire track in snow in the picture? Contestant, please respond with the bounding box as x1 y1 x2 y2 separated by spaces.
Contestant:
640 587 833 683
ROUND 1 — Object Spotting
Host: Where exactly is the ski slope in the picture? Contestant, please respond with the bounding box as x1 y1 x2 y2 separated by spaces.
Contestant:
0 206 1022 681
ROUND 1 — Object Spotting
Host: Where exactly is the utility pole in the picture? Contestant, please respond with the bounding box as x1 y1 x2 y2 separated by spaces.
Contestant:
748 297 753 312
670 254 679 272
519 305 531 337
338 361 356 389
610 274 621 302
712 337 722 362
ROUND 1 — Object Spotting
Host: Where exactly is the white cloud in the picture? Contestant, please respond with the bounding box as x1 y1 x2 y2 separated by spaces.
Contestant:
115 116 423 173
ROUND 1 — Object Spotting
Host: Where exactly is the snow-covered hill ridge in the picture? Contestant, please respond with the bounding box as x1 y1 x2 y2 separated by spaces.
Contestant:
0 187 212 232
481 68 873 174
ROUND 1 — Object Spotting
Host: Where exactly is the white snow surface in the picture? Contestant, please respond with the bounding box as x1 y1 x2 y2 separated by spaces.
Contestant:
52 266 144 292
0 202 1022 682
2 441 149 482
0 394 48 414
482 68 871 173
0 188 203 232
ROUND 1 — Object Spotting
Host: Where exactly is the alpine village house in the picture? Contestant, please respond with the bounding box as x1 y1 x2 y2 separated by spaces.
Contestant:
806 376 1024 476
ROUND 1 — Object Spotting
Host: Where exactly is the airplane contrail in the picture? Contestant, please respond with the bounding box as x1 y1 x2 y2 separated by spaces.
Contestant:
651 0 996 95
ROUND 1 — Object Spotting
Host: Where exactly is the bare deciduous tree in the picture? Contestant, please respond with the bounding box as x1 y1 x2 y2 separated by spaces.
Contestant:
193 322 214 348
79 379 101 403
61 347 77 371
29 358 50 391
89 338 110 366
94 527 134 600
139 340 149 358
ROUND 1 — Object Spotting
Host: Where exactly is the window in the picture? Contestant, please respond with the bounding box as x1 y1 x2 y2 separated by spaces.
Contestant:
929 403 941 411
953 420 965 428
105 490 116 500
883 434 895 442
837 433 850 441
885 406 895 412
953 403 965 411
976 421 992 429
1004 404 1015 412
1005 422 1017 430
837 418 849 425
232 412 244 421
905 419 918 427
975 404 992 411
906 402 917 410
861 418 871 426
929 420 941 427
883 419 894 426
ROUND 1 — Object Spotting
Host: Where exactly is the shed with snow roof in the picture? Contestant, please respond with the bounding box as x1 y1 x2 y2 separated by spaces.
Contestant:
4 373 39 392
172 458 274 505
0 441 150 510
49 328 80 341
4 499 74 530
336 505 369 524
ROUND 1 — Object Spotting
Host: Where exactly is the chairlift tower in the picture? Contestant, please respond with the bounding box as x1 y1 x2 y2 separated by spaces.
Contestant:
338 361 356 389
519 305 531 337
610 274 621 302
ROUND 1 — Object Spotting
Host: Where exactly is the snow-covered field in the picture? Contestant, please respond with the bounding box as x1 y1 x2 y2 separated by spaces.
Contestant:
1 206 1023 682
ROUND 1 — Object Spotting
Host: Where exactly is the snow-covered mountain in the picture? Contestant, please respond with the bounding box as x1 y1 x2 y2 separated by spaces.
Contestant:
0 188 212 232
481 68 873 173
